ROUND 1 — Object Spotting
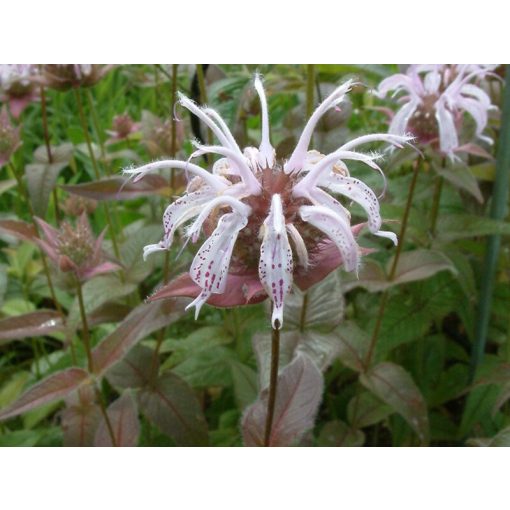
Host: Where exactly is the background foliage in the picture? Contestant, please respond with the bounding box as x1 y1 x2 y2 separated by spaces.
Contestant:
0 64 509 447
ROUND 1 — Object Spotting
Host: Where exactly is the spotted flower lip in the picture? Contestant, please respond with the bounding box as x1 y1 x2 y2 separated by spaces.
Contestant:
376 64 498 159
125 76 411 328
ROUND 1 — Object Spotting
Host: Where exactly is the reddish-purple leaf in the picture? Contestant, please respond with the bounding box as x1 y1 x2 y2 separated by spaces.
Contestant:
149 272 266 307
360 362 429 444
62 175 170 201
87 302 132 328
106 345 157 391
0 368 89 421
61 385 101 447
242 353 324 447
0 219 37 242
0 310 64 345
91 299 183 376
138 372 208 446
95 392 140 447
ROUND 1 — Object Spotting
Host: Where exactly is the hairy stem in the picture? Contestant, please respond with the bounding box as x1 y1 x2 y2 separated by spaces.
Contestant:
39 84 61 223
86 89 108 169
306 64 316 118
429 168 444 237
76 279 94 373
264 321 280 447
73 88 121 263
8 161 63 319
95 388 118 447
364 158 421 368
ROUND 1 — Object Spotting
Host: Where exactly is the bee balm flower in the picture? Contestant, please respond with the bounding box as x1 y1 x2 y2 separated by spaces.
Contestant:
376 64 497 158
125 77 410 328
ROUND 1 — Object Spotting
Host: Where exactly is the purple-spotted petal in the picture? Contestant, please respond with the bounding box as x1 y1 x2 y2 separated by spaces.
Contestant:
186 212 248 318
258 194 293 328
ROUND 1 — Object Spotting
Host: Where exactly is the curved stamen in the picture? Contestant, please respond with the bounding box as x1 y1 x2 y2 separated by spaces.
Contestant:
254 74 274 168
191 142 261 194
284 80 353 173
123 160 228 191
178 92 233 150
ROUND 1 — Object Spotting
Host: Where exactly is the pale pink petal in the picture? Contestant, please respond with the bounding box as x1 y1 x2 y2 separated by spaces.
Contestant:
186 195 251 242
258 194 294 328
143 187 216 259
299 204 359 273
389 100 419 137
123 160 227 191
254 74 274 168
435 100 459 155
286 223 309 268
285 80 353 173
318 174 397 245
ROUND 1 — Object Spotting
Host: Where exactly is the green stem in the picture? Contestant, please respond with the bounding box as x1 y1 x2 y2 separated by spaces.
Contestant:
305 64 316 147
306 64 316 118
469 65 510 381
86 89 108 169
429 171 444 237
264 321 280 447
95 388 118 447
39 84 61 224
73 88 121 263
152 65 180 377
9 161 63 318
364 159 421 368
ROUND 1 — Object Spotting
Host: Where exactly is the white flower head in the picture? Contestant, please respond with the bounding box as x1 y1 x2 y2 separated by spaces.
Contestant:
125 75 410 328
376 64 497 158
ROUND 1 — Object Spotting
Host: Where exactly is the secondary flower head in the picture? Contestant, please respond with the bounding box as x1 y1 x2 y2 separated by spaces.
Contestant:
35 213 121 282
106 113 139 144
0 107 21 168
125 77 410 328
376 64 497 158
41 65 111 91
0 64 38 118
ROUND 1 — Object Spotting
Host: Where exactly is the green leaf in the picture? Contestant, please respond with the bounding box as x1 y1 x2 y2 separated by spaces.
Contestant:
335 322 370 372
467 426 510 447
25 143 73 217
67 275 137 330
230 360 258 410
284 272 344 331
347 391 393 429
435 164 483 203
436 214 510 243
160 326 233 370
317 420 365 446
360 362 429 444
